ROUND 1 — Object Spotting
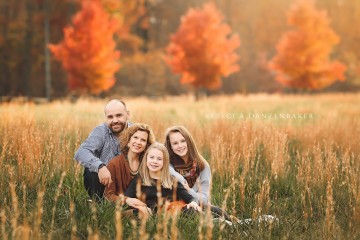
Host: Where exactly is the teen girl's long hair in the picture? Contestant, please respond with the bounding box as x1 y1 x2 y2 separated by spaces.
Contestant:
164 126 209 171
139 142 173 189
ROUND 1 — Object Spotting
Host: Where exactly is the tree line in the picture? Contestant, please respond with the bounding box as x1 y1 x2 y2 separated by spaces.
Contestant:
0 0 359 98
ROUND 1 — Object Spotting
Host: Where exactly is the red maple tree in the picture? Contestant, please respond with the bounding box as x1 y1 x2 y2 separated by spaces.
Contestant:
49 0 120 94
165 3 240 90
268 0 346 90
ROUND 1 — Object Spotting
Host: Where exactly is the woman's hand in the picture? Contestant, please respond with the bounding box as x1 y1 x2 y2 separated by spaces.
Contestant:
138 206 153 219
126 198 152 219
186 201 202 211
126 198 146 208
138 206 153 215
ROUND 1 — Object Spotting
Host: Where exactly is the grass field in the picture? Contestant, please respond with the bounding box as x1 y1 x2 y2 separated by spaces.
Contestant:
0 93 359 239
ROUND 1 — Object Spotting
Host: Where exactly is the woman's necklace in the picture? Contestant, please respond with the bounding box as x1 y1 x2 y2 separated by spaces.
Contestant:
129 166 138 176
127 156 139 175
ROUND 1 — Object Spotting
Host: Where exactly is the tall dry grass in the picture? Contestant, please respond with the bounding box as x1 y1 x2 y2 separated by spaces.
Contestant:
0 93 359 239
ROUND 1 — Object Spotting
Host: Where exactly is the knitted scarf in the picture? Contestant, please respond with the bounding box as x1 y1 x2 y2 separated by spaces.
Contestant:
171 156 199 188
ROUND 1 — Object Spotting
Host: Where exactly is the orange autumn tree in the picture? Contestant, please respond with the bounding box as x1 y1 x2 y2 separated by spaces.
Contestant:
49 0 120 94
269 0 346 90
165 3 240 91
100 0 147 52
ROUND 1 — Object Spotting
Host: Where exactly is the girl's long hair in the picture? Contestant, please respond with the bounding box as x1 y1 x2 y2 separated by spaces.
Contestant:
164 126 208 171
139 142 173 189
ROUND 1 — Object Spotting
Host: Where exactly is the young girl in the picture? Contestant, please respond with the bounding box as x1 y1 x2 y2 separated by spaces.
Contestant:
104 123 155 203
124 142 201 216
164 125 232 221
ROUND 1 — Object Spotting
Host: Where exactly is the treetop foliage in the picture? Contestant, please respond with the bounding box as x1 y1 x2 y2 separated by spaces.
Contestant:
49 0 120 94
165 2 240 90
268 0 346 90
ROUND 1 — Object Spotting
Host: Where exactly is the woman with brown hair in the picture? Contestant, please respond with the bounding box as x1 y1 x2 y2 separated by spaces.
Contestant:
104 123 155 204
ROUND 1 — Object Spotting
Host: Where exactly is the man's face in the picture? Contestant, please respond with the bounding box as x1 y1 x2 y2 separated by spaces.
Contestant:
105 102 129 136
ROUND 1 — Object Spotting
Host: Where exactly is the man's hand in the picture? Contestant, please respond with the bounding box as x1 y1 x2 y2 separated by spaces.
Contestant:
98 166 112 186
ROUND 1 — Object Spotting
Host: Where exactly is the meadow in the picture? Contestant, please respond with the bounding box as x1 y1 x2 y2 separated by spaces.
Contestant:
0 93 359 239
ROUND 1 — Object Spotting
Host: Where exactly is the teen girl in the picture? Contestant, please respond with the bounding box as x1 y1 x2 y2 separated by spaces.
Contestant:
165 126 232 221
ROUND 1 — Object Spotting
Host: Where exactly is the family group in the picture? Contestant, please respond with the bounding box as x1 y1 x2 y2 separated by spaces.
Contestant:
75 99 233 222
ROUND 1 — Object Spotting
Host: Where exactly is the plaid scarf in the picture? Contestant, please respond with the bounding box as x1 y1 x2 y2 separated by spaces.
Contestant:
171 156 199 188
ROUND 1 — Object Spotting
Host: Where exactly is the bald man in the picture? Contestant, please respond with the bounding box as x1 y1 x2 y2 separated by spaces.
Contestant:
75 99 131 201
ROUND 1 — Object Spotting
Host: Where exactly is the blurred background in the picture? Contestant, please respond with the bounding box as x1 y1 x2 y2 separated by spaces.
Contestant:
0 0 359 99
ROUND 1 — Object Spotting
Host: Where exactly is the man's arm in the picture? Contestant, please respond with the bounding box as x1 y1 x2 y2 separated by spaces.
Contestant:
74 125 106 172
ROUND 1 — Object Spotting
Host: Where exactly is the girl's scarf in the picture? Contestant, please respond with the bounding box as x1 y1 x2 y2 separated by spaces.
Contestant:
172 156 199 188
